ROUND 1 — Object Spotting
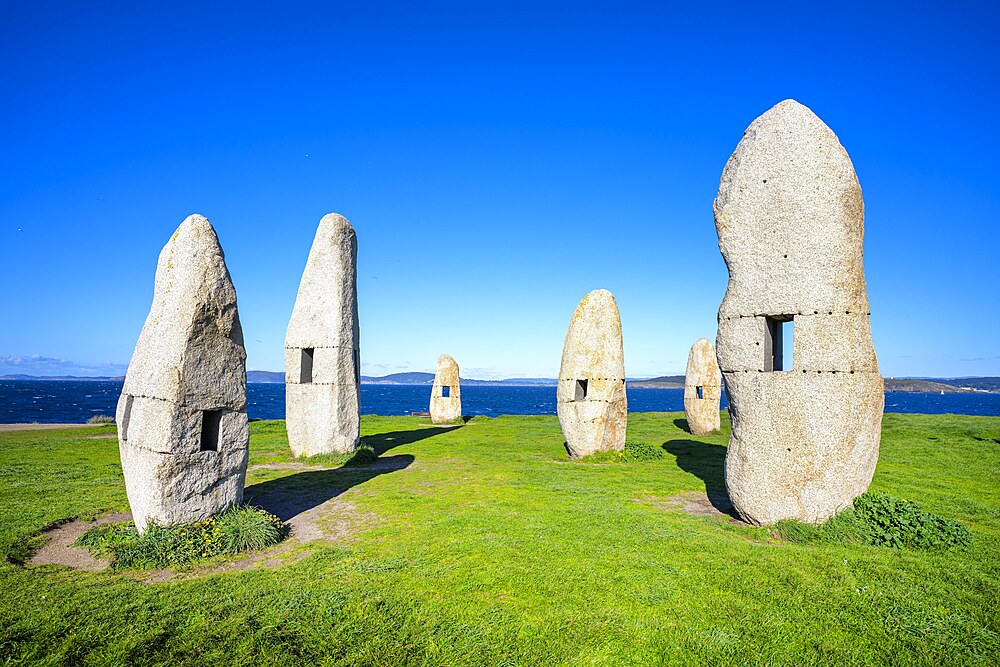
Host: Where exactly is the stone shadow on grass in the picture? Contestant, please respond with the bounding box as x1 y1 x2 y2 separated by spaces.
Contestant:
245 454 414 522
672 418 690 433
661 439 740 520
362 427 457 455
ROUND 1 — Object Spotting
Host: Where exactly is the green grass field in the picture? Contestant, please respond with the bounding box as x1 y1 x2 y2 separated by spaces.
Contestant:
1 412 998 666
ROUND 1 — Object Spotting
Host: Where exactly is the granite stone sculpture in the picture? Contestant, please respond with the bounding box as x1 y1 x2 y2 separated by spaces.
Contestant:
683 338 722 435
285 213 361 456
429 354 461 424
714 99 883 526
557 289 627 458
116 214 249 532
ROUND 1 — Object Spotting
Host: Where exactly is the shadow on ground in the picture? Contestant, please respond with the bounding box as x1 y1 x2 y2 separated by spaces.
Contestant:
672 418 690 433
661 439 741 520
245 454 414 522
362 427 457 455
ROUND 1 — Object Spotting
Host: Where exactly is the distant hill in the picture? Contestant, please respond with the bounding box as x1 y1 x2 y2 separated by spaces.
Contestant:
361 373 557 386
362 372 435 384
884 379 973 393
628 375 685 388
936 377 1000 392
488 378 557 386
247 370 284 383
462 378 557 386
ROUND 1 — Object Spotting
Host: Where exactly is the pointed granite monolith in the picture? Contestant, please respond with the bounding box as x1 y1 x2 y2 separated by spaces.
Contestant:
116 214 249 532
429 354 461 424
557 289 627 458
683 338 722 435
714 99 883 526
285 213 361 456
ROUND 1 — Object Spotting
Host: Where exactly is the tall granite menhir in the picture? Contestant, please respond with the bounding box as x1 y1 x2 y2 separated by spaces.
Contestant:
117 215 249 532
557 289 627 458
429 354 461 424
285 213 361 456
715 99 883 526
683 338 722 435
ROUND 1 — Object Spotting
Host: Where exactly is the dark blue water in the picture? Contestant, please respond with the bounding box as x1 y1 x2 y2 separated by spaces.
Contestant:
1 380 998 423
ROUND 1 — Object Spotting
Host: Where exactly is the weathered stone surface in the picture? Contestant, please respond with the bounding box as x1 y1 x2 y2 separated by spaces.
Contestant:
714 99 883 526
557 289 627 458
683 338 721 434
429 354 461 424
285 213 360 456
116 214 249 532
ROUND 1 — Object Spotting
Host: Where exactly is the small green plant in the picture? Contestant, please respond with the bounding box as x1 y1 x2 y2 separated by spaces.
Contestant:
579 441 667 463
852 491 972 549
87 415 114 424
774 491 972 550
218 506 287 552
77 505 288 570
346 444 379 466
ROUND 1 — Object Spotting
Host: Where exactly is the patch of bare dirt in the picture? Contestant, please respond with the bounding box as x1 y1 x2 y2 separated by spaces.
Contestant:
142 543 316 582
27 457 408 580
28 512 132 571
550 460 610 465
81 434 118 439
155 493 378 581
250 487 380 544
640 491 748 525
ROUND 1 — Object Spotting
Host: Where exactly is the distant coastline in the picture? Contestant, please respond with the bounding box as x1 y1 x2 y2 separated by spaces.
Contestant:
2 372 997 393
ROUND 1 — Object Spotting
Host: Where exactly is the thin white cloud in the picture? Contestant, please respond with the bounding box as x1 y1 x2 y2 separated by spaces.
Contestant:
0 354 127 377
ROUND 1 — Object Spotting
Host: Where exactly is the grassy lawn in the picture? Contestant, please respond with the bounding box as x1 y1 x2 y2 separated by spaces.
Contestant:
1 412 998 666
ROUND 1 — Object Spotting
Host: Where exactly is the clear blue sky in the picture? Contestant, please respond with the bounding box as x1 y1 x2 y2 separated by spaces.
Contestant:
1 1 997 379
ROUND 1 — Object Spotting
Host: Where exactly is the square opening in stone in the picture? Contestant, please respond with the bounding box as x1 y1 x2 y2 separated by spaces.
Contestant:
300 348 314 383
764 315 794 371
353 349 360 385
200 410 223 452
442 385 451 398
575 378 588 400
696 385 704 399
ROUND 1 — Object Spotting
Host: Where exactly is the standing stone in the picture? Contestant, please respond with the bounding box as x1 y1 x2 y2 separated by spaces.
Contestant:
714 99 883 526
285 213 361 456
429 354 461 424
557 289 628 458
116 214 249 532
683 338 722 434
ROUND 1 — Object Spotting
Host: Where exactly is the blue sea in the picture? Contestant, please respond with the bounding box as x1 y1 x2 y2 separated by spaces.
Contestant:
1 380 999 423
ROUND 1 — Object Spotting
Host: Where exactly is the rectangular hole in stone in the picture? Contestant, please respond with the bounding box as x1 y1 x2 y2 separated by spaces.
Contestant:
121 394 134 440
300 348 314 383
783 320 794 371
200 410 223 452
696 386 704 399
574 378 588 400
353 349 360 385
764 316 794 372
442 385 451 398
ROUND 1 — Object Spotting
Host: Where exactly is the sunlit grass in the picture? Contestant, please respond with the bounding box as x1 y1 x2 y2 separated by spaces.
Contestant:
0 412 997 665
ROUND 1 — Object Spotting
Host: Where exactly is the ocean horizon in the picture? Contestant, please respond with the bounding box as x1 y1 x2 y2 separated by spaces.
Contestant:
2 379 999 424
